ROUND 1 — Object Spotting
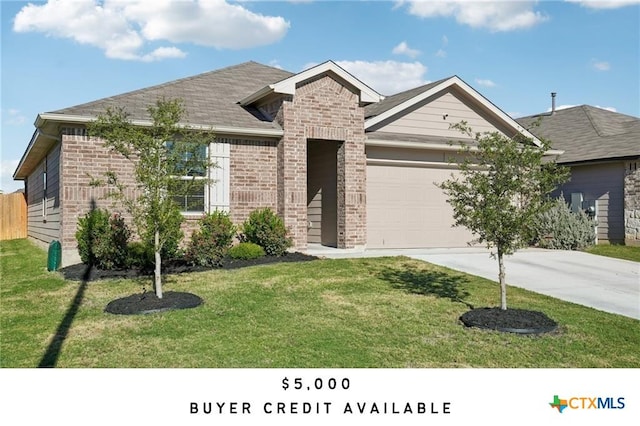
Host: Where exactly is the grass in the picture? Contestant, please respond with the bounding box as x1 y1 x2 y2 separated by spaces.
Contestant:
585 244 640 263
1 239 639 368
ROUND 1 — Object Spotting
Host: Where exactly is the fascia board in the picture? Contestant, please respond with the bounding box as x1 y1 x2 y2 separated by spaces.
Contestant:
36 113 284 137
238 85 276 106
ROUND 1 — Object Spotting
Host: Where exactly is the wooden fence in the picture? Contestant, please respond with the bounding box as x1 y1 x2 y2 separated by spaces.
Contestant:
0 193 27 241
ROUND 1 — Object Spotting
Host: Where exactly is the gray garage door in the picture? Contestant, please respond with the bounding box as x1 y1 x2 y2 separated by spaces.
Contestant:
367 164 474 248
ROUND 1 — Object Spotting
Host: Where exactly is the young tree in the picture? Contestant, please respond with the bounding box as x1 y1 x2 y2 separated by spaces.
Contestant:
88 98 214 298
438 122 568 310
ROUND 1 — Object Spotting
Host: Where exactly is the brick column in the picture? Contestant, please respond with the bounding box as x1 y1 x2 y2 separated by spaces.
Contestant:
277 75 367 250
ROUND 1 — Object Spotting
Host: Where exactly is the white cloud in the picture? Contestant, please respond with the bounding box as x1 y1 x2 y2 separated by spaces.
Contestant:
546 104 578 112
304 61 430 95
591 60 611 71
546 104 618 113
596 105 617 112
0 159 20 179
398 0 548 32
565 0 640 9
334 60 429 95
3 109 26 125
475 78 496 88
13 0 290 61
435 49 447 58
392 41 421 58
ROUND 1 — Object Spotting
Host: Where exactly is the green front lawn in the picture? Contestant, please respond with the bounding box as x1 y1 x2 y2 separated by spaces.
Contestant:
585 244 640 263
1 239 638 368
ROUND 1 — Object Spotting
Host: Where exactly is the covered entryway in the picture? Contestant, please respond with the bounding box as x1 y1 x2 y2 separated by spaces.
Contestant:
366 160 474 248
307 140 341 247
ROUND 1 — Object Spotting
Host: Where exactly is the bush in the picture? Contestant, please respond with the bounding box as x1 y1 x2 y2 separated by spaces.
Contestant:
143 205 184 261
76 209 131 269
533 198 597 250
240 207 292 256
185 211 237 267
228 242 265 260
127 241 153 269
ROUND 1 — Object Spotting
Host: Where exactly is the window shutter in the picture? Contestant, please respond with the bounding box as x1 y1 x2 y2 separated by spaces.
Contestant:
208 142 230 212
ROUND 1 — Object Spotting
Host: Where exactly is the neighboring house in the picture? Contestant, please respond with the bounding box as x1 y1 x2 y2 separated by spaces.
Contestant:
14 60 546 265
517 106 640 246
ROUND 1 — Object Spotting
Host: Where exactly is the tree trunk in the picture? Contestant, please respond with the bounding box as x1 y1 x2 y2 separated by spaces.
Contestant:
154 229 163 299
497 246 507 310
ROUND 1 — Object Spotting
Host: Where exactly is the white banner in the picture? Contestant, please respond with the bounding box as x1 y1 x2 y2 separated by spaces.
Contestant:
1 369 637 425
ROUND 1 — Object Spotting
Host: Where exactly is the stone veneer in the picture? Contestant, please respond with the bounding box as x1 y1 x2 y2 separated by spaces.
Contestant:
274 75 367 249
624 160 640 246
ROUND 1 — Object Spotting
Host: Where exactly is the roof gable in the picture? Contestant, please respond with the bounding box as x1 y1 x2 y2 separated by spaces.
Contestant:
240 60 383 106
364 76 541 145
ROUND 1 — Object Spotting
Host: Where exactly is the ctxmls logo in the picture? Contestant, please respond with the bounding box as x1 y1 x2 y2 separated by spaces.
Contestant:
549 395 625 413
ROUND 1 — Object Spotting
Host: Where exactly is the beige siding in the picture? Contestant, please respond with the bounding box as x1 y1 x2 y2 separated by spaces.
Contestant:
376 91 507 138
307 140 339 246
556 162 625 243
27 143 61 245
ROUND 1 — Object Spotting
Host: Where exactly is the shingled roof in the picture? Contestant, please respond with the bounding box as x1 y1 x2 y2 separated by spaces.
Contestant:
364 77 451 119
51 61 294 131
516 106 640 164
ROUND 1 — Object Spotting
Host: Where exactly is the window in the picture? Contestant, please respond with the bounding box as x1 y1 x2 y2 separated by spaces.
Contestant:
166 141 230 214
167 143 207 213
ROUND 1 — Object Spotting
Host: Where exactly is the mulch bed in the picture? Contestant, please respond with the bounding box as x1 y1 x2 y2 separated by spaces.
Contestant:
459 307 558 334
59 252 319 282
58 252 319 315
105 291 203 315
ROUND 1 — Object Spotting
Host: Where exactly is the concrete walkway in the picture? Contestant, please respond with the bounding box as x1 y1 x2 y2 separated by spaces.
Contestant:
304 245 640 320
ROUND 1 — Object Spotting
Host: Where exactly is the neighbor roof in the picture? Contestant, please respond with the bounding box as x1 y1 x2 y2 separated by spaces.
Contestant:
51 61 294 131
516 106 640 164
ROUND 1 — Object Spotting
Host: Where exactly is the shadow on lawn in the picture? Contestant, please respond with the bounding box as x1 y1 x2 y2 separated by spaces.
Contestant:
378 263 474 309
38 266 90 368
38 199 96 368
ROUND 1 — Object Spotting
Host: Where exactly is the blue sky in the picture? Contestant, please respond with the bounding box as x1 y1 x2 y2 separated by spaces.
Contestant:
1 0 639 192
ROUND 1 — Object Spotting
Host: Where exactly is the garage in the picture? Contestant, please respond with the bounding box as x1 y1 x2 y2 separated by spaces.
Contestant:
366 153 475 248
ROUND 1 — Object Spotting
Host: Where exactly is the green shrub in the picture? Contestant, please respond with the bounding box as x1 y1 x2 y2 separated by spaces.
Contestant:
228 242 266 260
127 241 153 269
143 205 184 260
185 211 237 267
240 207 292 256
76 209 131 269
533 198 597 250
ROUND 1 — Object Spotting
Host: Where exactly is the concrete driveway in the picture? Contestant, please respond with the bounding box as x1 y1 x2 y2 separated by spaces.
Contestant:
305 245 640 320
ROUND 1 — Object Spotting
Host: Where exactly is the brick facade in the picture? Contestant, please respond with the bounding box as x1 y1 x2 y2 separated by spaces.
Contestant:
228 137 278 223
59 128 139 254
276 75 367 249
624 160 640 246
47 74 369 263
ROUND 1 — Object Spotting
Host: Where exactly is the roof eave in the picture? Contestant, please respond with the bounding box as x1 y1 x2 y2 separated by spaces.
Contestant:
37 113 284 137
14 113 284 180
